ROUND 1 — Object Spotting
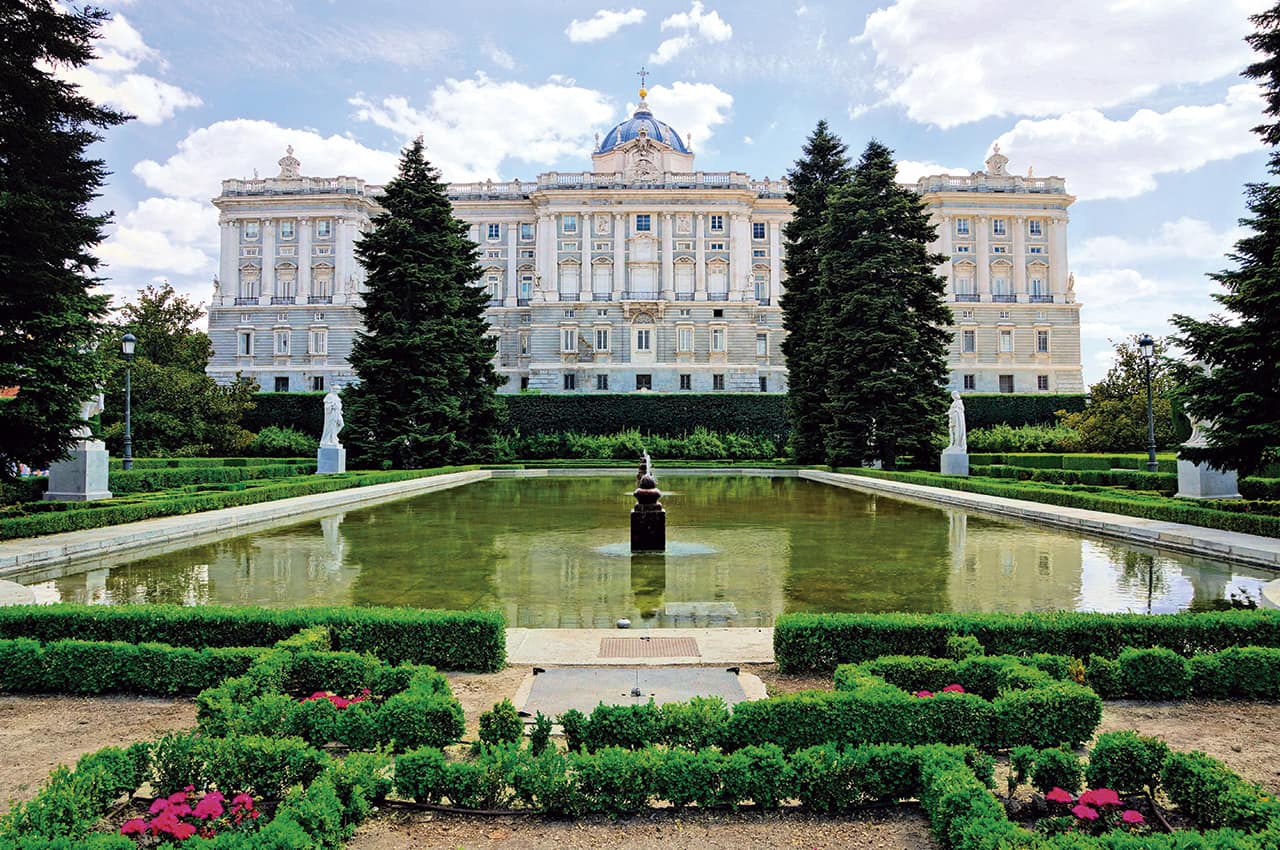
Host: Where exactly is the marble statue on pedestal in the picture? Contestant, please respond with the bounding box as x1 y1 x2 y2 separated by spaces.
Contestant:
1176 405 1240 499
941 391 970 476
317 390 346 474
44 393 112 501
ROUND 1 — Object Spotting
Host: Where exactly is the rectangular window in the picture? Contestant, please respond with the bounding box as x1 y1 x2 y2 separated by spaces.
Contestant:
486 250 501 258
1000 329 1013 353
955 245 971 253
595 328 610 351
635 374 652 391
999 374 1014 393
487 223 501 240
1029 247 1044 254
1028 219 1043 237
709 241 726 251
597 308 608 317
563 214 578 233
635 328 651 351
963 374 976 390
316 220 332 238
709 214 724 232
992 246 1007 254
563 373 577 390
274 376 289 392
752 248 767 258
309 329 327 355
311 376 325 391
519 333 529 356
752 222 766 240
759 376 768 392
596 374 609 390
279 220 295 240
679 374 692 390
520 222 534 240
635 214 651 232
756 332 768 356
520 249 535 258
992 218 1007 236
962 330 976 353
274 330 290 355
237 331 253 356
1037 329 1050 353
712 374 725 390
244 221 260 240
520 376 529 390
711 327 725 352
562 328 577 352
1037 374 1050 391
677 327 693 352
955 218 970 236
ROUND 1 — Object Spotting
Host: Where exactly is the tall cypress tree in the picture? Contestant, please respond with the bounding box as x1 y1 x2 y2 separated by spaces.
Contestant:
819 140 953 468
1170 4 1280 477
344 138 503 468
780 121 853 463
0 2 126 478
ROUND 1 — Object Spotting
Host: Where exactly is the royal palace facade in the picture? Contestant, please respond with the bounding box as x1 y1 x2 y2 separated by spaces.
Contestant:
205 89 1084 395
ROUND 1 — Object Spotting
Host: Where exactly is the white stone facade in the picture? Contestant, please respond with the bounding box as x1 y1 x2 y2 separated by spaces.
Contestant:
205 104 1083 396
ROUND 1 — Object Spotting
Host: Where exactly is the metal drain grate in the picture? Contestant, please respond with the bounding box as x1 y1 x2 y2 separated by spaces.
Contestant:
599 637 700 658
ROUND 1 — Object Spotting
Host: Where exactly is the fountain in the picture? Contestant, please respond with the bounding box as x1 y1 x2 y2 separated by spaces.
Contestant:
630 452 666 552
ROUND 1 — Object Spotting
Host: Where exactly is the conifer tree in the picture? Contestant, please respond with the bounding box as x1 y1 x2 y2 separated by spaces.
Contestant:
0 2 126 478
780 121 853 463
818 140 953 468
343 138 503 468
1171 4 1280 476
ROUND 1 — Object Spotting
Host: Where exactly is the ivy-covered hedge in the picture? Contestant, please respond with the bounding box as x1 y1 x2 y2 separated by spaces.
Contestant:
773 610 1280 672
0 604 506 672
961 394 1086 429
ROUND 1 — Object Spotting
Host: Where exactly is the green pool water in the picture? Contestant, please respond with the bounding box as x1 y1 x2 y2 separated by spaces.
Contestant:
20 476 1272 627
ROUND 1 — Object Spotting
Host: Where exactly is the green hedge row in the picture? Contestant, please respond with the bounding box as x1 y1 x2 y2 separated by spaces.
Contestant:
0 467 469 541
968 452 1178 473
501 393 792 440
497 428 780 461
773 609 1280 672
839 466 1280 538
106 462 315 496
1086 646 1280 700
960 394 1087 428
108 457 312 470
240 392 326 434
0 638 263 695
0 604 506 672
972 463 1179 493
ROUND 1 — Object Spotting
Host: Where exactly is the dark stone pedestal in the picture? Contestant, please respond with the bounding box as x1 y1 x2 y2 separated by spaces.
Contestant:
631 506 666 552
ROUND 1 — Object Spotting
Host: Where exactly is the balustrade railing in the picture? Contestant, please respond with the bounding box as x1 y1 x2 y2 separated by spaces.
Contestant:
992 293 1016 303
955 293 980 302
234 296 260 306
1029 294 1054 303
308 295 333 305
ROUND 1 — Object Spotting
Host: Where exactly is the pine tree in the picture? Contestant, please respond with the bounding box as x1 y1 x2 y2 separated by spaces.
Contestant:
343 138 503 468
780 120 853 463
1170 4 1280 477
0 2 126 479
818 140 953 468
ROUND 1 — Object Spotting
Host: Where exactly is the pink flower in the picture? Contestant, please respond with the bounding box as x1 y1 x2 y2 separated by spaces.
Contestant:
120 818 147 835
1080 788 1122 807
1072 804 1099 821
942 683 966 693
914 690 934 698
1122 809 1145 825
192 794 225 820
231 792 254 809
1045 787 1074 804
169 821 197 840
148 798 170 814
167 791 188 805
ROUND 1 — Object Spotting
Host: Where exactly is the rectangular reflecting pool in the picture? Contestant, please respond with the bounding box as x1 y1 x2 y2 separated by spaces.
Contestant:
15 476 1274 627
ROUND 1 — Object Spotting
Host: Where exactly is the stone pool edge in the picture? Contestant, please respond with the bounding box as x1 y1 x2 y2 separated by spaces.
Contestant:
0 470 491 577
801 469 1280 572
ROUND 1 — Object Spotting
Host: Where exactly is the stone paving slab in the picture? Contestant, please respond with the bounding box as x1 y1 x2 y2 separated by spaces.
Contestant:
0 470 490 578
0 580 36 606
802 469 1280 570
506 627 774 665
516 667 762 718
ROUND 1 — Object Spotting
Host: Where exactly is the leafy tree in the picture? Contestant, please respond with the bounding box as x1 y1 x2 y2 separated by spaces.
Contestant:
1059 335 1180 452
1170 4 1280 476
100 284 257 456
818 140 953 468
780 120 853 463
0 2 126 479
344 137 503 468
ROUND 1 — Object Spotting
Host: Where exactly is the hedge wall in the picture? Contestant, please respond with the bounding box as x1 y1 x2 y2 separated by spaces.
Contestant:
241 392 326 433
961 394 1086 428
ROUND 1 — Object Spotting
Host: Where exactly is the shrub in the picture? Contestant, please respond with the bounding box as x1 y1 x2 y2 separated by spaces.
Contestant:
1118 646 1191 700
571 747 656 814
478 699 523 746
1029 746 1083 794
719 744 790 809
1084 656 1124 699
248 426 319 457
1162 750 1280 832
1086 730 1169 796
658 696 731 750
967 424 1081 453
499 394 790 441
946 634 985 660
393 747 448 804
529 712 553 756
379 691 464 751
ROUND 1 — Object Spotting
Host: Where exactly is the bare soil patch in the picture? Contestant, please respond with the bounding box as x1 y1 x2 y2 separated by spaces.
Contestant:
0 695 197 809
347 806 940 850
446 667 533 739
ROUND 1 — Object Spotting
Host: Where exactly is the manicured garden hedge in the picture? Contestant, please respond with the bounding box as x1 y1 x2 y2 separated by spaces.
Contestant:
971 463 1178 493
107 462 315 495
961 394 1086 428
501 393 792 440
108 457 313 470
0 604 506 672
240 392 326 434
1086 645 1280 700
0 638 263 695
773 610 1280 672
968 452 1179 474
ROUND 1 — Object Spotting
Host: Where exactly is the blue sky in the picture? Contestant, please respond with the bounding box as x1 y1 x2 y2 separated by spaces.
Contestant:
73 0 1270 384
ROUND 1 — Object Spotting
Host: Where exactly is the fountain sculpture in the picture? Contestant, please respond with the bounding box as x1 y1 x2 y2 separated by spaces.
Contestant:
631 452 666 552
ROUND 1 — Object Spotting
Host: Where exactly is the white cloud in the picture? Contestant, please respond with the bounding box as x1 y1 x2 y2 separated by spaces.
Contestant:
350 74 616 181
650 1 732 65
994 84 1265 200
630 82 734 153
743 135 753 145
1075 218 1247 267
855 0 1267 128
482 41 516 70
49 13 200 124
566 8 647 42
895 160 969 184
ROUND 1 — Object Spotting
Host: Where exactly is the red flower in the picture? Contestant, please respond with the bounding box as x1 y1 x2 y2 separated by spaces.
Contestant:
1122 809 1145 825
120 819 147 835
192 793 225 820
942 683 966 693
167 791 188 805
1080 788 1122 807
148 798 169 815
1045 787 1074 804
1071 804 1099 821
169 821 197 840
914 690 934 698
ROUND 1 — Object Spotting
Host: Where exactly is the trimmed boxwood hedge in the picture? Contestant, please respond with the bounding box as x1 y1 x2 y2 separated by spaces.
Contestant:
240 392 326 433
501 393 791 440
960 394 1086 428
968 452 1179 474
107 462 315 495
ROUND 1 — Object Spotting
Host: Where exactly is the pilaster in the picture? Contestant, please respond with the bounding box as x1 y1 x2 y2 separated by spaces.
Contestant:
219 220 236 305
580 212 591 301
768 220 782 303
1012 216 1026 300
975 215 990 299
694 213 707 301
613 214 626 299
660 213 675 300
334 216 348 302
261 219 276 301
298 218 312 303
505 223 518 306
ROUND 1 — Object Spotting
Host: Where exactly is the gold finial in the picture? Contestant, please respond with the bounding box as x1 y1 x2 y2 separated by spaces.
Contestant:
637 65 649 99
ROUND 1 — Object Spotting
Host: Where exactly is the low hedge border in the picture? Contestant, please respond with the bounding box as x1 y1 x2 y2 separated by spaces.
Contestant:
106 463 316 496
0 466 474 541
0 638 264 695
972 464 1178 493
0 604 506 672
968 453 1179 474
834 466 1280 538
106 457 312 470
773 610 1280 672
1087 646 1280 700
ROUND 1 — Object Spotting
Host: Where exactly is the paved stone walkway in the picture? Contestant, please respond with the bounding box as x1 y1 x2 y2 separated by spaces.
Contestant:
507 627 775 665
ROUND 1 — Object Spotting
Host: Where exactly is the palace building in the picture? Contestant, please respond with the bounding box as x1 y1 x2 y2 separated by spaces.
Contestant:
205 85 1084 395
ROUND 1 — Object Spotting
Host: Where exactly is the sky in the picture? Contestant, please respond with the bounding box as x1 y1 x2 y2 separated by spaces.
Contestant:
68 0 1272 385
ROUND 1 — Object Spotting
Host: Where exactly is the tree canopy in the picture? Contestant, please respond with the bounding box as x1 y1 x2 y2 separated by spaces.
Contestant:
1059 335 1181 452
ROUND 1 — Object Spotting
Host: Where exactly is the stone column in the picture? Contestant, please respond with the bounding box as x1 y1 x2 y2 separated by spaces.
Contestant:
536 214 553 302
1012 216 1026 301
342 219 360 291
261 219 276 302
613 213 626 299
694 213 707 301
730 213 751 300
297 218 312 303
660 213 675 300
1050 217 1069 295
505 222 518 306
937 214 954 296
975 215 990 300
219 220 237 304
333 216 347 302
580 212 591 301
769 220 782 303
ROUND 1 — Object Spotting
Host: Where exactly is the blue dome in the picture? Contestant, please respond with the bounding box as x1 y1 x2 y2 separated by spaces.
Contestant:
598 104 689 154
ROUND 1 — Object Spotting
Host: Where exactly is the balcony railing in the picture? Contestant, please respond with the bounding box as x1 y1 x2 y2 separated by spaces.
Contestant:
707 291 729 301
517 298 530 306
486 299 503 307
992 293 1017 303
757 297 771 306
592 293 612 301
1029 294 1054 303
308 295 332 304
234 296 260 306
624 290 658 300
675 293 695 301
954 293 980 302
270 296 296 305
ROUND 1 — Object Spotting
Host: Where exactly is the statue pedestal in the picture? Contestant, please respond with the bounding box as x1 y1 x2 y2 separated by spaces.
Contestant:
630 505 666 552
940 448 969 477
1176 459 1240 499
317 445 347 474
43 442 112 501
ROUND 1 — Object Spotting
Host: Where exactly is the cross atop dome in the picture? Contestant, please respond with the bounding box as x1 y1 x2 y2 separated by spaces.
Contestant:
636 65 649 98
